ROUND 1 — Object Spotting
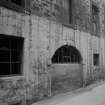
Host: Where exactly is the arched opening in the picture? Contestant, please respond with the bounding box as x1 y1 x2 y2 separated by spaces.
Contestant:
51 45 83 95
52 45 82 64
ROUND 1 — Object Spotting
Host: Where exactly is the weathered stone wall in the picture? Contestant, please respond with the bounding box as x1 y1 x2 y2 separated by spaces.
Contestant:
0 7 31 105
0 0 105 104
51 64 83 95
30 0 105 36
30 14 105 92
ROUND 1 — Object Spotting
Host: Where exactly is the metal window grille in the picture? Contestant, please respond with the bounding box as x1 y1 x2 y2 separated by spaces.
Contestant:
52 45 82 63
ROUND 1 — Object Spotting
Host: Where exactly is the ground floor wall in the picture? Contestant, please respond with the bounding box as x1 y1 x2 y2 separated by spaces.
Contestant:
0 6 105 104
30 15 105 87
51 64 83 95
0 7 31 105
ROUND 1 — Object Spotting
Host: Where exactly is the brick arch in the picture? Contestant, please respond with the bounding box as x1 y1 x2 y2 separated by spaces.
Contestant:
52 45 82 64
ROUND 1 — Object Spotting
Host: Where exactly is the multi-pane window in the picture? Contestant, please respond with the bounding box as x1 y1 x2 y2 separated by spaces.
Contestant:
92 4 99 34
93 54 99 66
0 35 24 76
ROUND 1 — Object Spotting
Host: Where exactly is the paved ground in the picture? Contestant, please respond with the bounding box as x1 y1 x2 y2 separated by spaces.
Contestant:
32 81 105 105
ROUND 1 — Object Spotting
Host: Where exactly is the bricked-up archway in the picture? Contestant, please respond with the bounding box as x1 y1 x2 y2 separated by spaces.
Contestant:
51 45 83 95
52 45 82 64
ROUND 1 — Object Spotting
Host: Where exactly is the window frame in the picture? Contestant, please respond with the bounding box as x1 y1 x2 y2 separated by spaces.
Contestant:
55 0 73 28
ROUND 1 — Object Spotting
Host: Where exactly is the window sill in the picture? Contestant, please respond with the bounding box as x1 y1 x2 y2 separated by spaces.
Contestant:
0 75 24 80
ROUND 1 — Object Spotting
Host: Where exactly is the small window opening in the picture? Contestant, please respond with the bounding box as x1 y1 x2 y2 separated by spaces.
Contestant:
69 0 72 24
92 5 99 16
93 54 99 66
92 4 99 33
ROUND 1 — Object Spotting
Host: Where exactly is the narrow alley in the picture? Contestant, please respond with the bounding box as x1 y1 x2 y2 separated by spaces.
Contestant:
32 81 105 105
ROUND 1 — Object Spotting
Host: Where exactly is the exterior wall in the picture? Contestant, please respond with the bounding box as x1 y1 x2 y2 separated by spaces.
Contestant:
30 14 105 92
0 0 105 104
0 7 31 105
51 64 83 95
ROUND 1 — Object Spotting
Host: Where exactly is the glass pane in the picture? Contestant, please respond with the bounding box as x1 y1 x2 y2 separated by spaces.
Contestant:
11 0 22 6
0 50 10 62
0 38 10 50
93 54 99 66
11 39 22 50
11 63 21 74
11 39 18 50
0 63 10 75
11 51 20 62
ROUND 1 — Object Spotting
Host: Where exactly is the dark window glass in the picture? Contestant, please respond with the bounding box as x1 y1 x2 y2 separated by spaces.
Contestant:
11 51 20 62
69 0 72 24
0 63 10 75
11 39 18 50
0 35 23 76
0 38 10 50
12 63 21 74
92 4 99 34
0 50 10 62
11 0 22 6
93 54 99 66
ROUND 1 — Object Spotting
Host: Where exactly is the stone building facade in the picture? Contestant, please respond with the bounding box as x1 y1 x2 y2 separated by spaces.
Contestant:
0 0 105 104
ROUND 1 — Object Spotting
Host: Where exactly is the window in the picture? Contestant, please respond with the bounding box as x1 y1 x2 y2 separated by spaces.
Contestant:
52 45 82 63
11 0 23 6
56 0 72 25
93 54 99 66
0 0 25 12
69 0 72 24
63 0 72 24
0 35 24 76
11 102 21 105
92 4 99 34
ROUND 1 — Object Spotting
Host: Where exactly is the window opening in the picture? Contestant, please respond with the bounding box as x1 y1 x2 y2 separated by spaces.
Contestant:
0 35 24 76
92 4 99 33
69 0 72 24
93 54 99 66
52 45 82 64
11 0 23 6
